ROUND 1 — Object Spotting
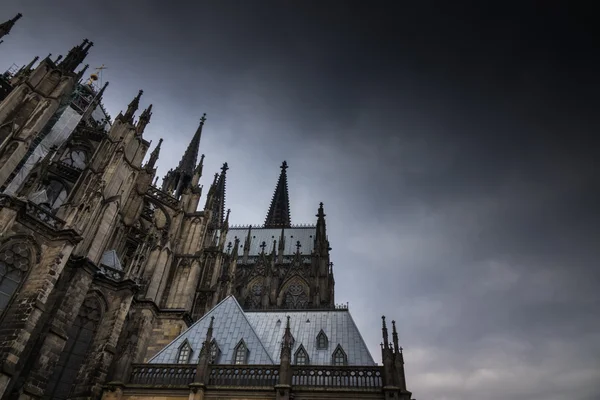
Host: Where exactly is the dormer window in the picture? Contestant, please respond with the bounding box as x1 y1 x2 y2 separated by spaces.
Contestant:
332 344 347 366
295 345 309 365
233 340 248 365
209 339 220 363
316 329 328 349
177 340 192 364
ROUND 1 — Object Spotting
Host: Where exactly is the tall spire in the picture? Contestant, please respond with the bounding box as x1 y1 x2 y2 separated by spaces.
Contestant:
0 13 22 41
208 162 228 230
161 114 206 198
123 89 143 123
178 113 206 177
264 161 291 228
136 103 153 134
145 138 162 170
58 38 93 73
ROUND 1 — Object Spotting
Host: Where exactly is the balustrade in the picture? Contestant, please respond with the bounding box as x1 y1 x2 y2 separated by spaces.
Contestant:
208 365 279 387
292 365 383 389
129 364 196 386
25 201 65 230
147 186 179 208
127 363 383 390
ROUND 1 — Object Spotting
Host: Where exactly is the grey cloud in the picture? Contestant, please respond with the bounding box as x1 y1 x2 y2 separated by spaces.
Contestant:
1 1 599 399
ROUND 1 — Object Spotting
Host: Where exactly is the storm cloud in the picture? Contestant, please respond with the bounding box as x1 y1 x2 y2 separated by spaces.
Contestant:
1 1 598 399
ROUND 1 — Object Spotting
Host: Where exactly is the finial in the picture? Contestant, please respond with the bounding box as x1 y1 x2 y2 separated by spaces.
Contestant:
227 241 232 253
295 240 301 252
200 113 207 124
281 160 288 170
260 241 267 253
54 54 63 63
209 316 215 329
221 162 229 173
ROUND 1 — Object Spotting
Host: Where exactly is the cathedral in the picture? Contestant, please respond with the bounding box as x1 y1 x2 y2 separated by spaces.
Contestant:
0 14 413 400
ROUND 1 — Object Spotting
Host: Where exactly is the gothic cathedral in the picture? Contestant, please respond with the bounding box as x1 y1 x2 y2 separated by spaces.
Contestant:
0 15 413 400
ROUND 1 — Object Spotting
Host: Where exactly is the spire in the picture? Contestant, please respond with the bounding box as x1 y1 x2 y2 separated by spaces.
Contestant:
392 320 400 354
58 38 93 73
123 89 143 123
82 81 109 121
0 13 22 40
281 316 293 356
382 316 389 349
264 161 291 228
145 138 162 170
178 113 206 177
208 162 228 229
315 202 330 254
136 103 153 134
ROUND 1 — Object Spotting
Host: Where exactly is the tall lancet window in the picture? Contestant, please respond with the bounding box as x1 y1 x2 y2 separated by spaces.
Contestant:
45 179 68 210
44 295 104 400
177 340 192 364
0 241 33 314
332 345 347 366
233 340 248 365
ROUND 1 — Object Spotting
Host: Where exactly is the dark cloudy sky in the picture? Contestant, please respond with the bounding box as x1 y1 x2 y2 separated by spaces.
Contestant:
2 1 599 399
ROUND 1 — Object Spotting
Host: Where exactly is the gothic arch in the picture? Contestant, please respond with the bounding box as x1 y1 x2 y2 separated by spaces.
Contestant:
0 236 41 318
294 344 309 365
277 276 310 310
45 292 106 400
243 277 265 310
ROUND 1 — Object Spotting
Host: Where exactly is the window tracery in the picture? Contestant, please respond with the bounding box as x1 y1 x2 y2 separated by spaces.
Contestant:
0 241 32 313
45 295 103 400
244 282 263 310
284 282 308 309
61 148 87 170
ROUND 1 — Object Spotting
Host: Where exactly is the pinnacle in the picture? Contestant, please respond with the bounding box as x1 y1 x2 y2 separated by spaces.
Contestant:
264 161 291 228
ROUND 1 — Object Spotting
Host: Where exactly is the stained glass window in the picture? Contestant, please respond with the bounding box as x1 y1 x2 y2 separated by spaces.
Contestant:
284 283 308 309
44 296 103 400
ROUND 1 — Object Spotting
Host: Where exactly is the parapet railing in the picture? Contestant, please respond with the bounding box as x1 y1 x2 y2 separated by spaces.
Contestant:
25 201 66 230
129 364 196 386
208 365 279 387
146 186 180 208
128 363 383 389
292 365 383 389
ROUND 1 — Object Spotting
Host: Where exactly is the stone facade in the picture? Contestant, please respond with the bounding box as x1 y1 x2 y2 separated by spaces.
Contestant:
0 15 413 400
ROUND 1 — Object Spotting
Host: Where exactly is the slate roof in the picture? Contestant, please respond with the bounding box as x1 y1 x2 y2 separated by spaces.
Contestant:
149 296 376 366
99 249 123 271
220 226 317 256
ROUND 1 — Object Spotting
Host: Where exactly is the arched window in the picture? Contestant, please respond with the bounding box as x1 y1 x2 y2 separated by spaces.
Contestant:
177 340 192 364
332 345 347 366
295 345 309 365
61 148 87 170
316 329 328 350
233 340 247 365
0 241 32 314
44 295 103 400
283 282 308 309
45 179 68 210
209 339 220 364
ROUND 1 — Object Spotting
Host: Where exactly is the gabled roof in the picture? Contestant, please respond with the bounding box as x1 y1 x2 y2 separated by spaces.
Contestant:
149 296 274 365
149 295 376 366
